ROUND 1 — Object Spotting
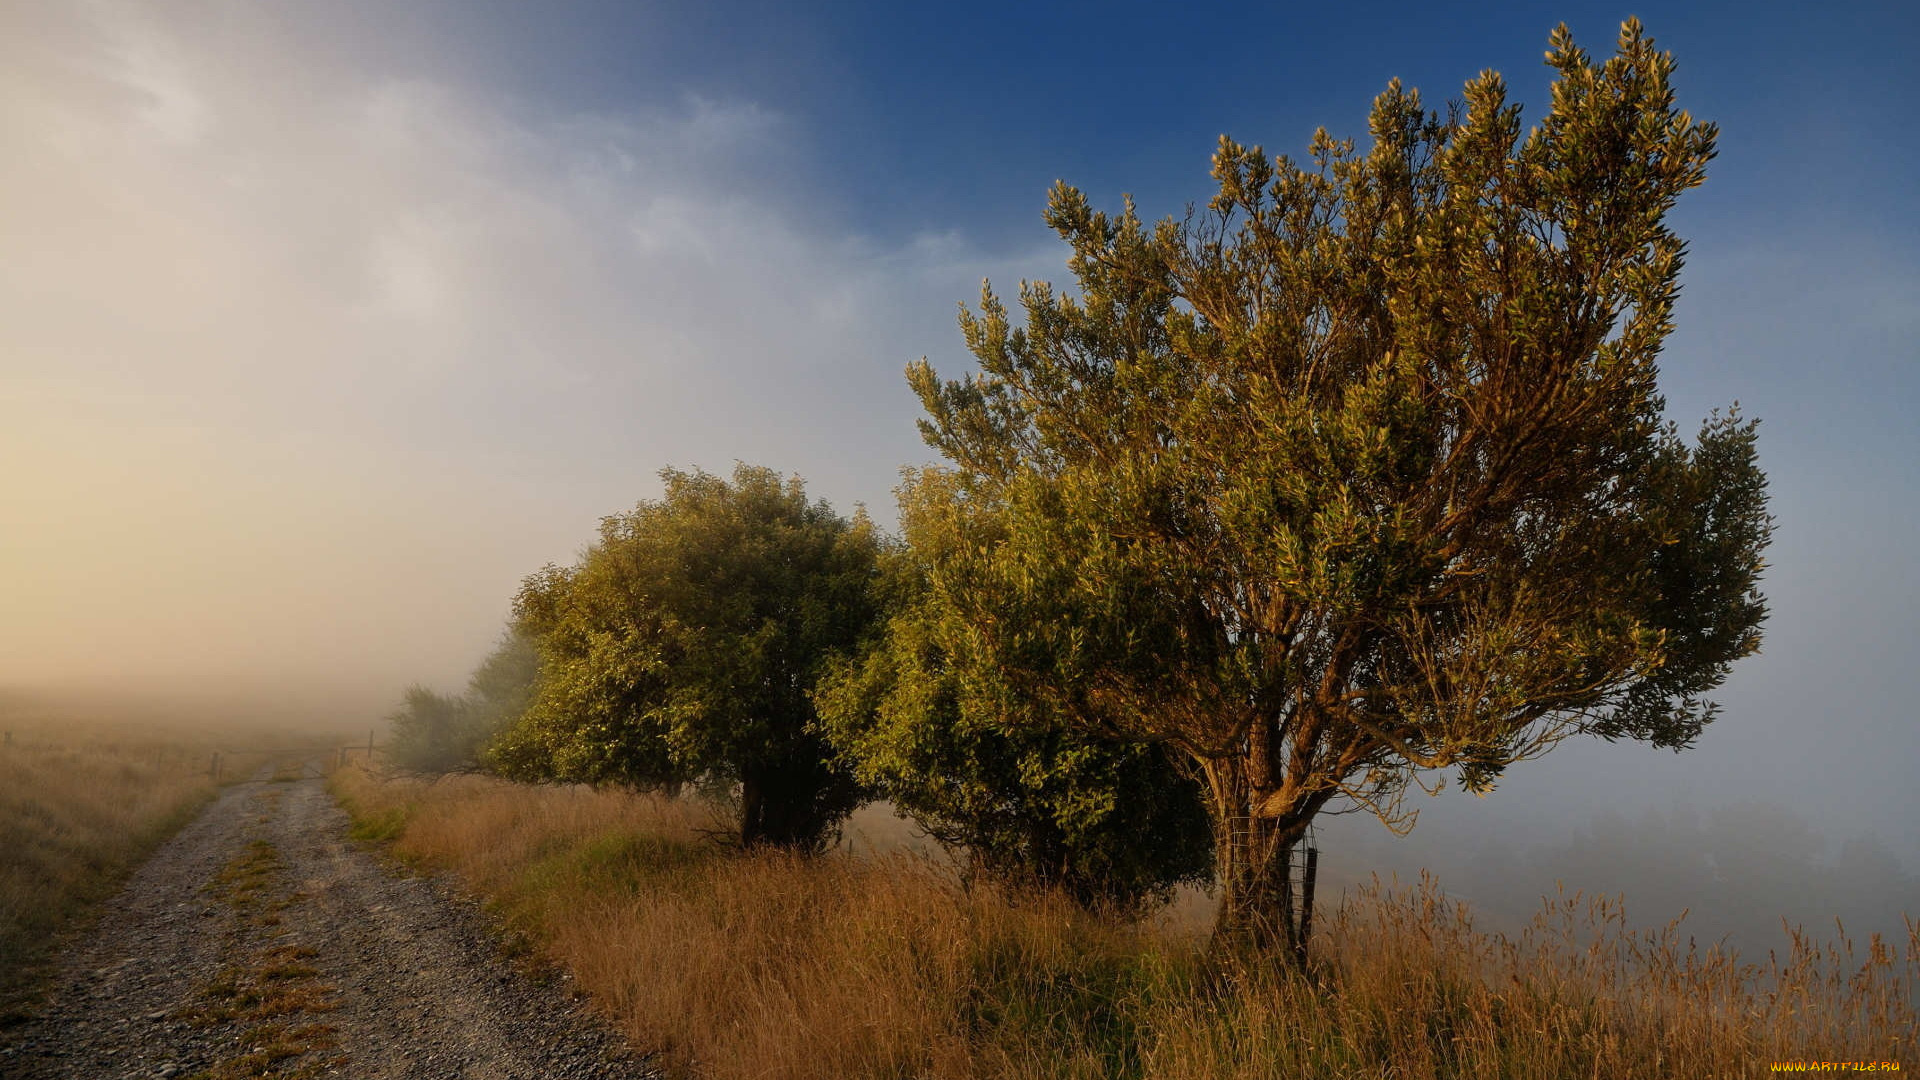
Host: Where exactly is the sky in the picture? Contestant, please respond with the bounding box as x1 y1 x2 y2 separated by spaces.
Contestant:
3 1 1915 928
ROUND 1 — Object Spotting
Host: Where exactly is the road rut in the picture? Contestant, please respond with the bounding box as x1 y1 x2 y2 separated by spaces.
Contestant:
2 770 653 1079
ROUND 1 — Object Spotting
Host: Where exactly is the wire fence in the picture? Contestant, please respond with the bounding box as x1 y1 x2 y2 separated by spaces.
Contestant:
0 727 381 783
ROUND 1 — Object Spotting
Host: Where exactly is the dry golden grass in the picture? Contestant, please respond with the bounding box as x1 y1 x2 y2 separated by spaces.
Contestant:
331 765 1917 1080
0 698 328 1021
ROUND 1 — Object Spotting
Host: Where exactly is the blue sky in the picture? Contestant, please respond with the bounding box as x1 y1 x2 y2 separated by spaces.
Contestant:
331 1 1918 249
1 1 1915 923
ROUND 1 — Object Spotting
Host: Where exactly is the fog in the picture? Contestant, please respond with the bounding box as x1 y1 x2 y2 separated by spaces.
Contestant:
1293 798 1917 960
3 1 1913 942
0 1 1058 720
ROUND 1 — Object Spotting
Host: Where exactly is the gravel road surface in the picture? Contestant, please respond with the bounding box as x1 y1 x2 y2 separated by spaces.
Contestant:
1 769 654 1079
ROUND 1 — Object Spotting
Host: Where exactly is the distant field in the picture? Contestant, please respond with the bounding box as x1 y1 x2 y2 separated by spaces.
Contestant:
0 695 343 1023
332 765 1916 1080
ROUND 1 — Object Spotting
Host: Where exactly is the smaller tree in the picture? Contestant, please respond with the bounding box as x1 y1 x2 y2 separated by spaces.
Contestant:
491 465 881 851
464 630 539 734
385 631 539 774
816 504 1213 907
386 686 473 774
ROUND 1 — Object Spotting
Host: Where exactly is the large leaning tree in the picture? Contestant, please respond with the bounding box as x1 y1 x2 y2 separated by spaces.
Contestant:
490 465 882 852
904 19 1771 960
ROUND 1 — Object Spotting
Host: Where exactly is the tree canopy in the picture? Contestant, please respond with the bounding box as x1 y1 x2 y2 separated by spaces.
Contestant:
815 484 1214 907
491 464 882 851
904 19 1772 956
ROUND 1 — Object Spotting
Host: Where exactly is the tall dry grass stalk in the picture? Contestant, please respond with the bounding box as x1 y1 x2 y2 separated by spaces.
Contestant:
0 713 238 1019
332 766 1916 1080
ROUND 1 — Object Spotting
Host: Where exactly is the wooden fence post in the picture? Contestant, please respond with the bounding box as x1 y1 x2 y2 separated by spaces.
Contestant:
1298 845 1319 969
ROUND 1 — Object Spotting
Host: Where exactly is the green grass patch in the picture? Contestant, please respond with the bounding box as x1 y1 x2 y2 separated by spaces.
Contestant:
345 806 409 844
520 829 714 898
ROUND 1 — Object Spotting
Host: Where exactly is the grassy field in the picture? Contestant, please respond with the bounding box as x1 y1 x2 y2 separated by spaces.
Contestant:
330 765 1915 1080
0 695 331 1023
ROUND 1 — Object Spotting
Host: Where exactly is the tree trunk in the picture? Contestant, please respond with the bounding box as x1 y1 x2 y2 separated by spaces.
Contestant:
739 771 765 848
1206 759 1315 968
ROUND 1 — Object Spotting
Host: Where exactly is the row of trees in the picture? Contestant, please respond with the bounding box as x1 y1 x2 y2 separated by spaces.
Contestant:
387 20 1772 961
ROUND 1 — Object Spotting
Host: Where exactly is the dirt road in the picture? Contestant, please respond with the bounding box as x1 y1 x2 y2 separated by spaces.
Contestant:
1 769 653 1079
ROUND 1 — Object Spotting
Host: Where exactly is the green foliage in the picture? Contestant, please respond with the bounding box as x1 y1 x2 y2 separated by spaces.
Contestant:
346 805 410 844
817 501 1212 907
385 686 476 774
464 630 539 737
491 464 882 851
904 19 1771 952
